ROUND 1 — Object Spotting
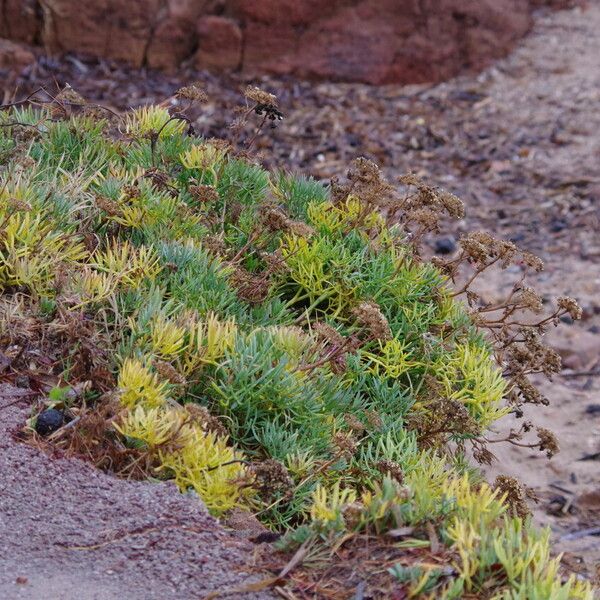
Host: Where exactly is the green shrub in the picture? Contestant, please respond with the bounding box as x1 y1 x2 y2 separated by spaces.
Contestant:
0 88 592 598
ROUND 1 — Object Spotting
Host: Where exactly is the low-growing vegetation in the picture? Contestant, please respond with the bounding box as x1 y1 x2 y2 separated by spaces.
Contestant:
0 86 593 598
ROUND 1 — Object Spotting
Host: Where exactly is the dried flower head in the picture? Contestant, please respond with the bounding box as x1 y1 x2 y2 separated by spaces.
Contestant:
344 413 366 433
153 359 186 385
333 431 357 458
175 84 208 103
557 296 582 320
250 459 293 503
95 195 122 217
190 184 219 204
263 207 315 238
230 267 271 305
536 427 559 458
352 301 392 342
263 207 289 232
244 85 278 108
521 250 544 272
512 374 548 406
313 322 345 347
472 444 495 465
56 84 86 106
399 173 465 219
347 158 395 208
260 250 288 274
494 475 531 519
244 86 283 121
6 197 32 212
518 286 543 313
375 459 404 483
122 184 140 200
183 404 228 438
201 235 227 256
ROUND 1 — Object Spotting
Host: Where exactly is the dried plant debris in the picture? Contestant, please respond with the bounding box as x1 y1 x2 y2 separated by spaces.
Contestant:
0 88 593 599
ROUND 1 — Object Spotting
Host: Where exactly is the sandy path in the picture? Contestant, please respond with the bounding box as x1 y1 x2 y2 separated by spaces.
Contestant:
0 387 272 600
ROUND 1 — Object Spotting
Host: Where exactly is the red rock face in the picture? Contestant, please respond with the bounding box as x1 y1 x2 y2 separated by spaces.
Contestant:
0 0 541 84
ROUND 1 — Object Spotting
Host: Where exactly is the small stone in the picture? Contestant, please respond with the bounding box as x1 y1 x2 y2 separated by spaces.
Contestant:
434 237 456 255
549 218 568 233
15 375 30 388
584 404 600 416
35 409 64 436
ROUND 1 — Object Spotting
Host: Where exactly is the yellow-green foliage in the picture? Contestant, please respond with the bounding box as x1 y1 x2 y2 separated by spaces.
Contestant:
436 343 509 428
0 201 86 292
125 106 186 138
444 478 592 599
159 425 248 515
116 404 248 515
118 358 169 409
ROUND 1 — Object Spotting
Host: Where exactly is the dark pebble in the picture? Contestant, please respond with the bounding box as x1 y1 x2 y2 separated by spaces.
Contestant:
434 237 456 255
584 404 600 416
550 218 568 233
35 409 64 436
15 375 30 388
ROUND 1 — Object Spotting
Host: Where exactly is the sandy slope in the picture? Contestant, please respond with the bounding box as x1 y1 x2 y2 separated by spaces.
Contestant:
0 386 272 600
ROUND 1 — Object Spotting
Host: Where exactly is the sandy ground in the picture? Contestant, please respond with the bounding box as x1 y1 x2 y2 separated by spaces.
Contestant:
2 0 600 589
0 386 273 600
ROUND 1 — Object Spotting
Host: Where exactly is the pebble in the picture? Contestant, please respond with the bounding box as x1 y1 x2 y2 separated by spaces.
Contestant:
434 237 456 254
35 409 64 436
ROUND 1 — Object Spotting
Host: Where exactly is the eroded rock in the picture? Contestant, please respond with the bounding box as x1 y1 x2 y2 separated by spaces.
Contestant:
0 0 546 84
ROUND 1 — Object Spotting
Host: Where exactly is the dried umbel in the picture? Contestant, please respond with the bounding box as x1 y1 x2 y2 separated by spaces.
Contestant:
95 195 122 217
263 207 314 238
332 432 358 459
398 173 465 220
557 296 582 320
244 85 283 121
244 85 278 108
230 267 271 304
174 84 208 104
153 359 186 385
409 397 481 447
344 413 366 433
313 322 345 347
493 475 532 519
189 184 219 204
375 459 404 483
183 404 228 438
536 427 559 458
250 459 294 503
347 157 395 209
352 301 392 342
459 231 518 268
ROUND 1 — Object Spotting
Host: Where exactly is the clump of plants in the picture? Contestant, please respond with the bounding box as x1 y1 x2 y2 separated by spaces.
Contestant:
0 86 593 598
